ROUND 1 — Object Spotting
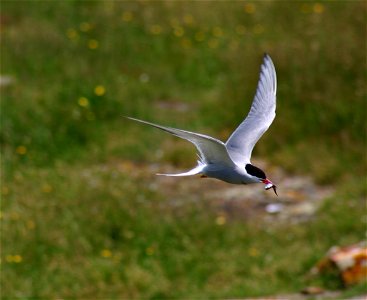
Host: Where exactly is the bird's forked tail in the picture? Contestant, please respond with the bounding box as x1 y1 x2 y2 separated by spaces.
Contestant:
156 161 205 177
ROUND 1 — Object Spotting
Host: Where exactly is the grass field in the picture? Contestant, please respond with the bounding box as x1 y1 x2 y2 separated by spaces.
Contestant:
1 1 366 298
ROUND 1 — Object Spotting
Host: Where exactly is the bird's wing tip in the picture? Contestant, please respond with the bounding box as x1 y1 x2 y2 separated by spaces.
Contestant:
263 53 273 62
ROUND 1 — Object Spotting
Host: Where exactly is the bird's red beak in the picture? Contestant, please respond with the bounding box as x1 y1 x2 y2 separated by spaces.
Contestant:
262 178 278 196
262 179 272 185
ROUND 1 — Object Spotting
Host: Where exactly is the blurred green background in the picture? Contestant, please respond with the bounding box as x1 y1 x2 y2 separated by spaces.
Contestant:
1 1 366 298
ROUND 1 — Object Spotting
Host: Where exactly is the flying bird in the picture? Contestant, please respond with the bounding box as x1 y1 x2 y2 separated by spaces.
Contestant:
127 54 278 195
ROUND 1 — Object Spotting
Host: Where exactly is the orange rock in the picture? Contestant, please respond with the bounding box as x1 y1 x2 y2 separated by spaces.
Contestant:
316 242 367 285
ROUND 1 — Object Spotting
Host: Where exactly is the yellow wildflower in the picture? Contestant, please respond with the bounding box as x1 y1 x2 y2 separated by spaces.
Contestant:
248 247 259 257
13 255 23 263
10 212 19 220
78 97 89 107
27 220 36 230
80 22 92 32
101 249 112 258
88 39 99 49
94 85 106 96
183 14 194 25
16 145 27 155
173 26 184 37
42 184 53 193
149 24 162 35
244 3 256 14
146 246 155 255
122 11 133 22
5 255 23 263
313 3 324 14
66 28 78 40
215 215 226 226
1 186 9 195
212 26 223 37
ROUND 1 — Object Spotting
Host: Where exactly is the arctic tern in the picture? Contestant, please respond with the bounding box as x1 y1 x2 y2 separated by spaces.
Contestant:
127 54 278 195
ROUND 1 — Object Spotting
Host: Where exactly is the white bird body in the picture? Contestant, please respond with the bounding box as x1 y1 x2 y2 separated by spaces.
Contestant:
201 163 260 185
127 54 278 195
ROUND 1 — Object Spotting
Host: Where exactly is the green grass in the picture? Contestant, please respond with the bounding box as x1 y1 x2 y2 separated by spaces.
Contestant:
1 1 366 298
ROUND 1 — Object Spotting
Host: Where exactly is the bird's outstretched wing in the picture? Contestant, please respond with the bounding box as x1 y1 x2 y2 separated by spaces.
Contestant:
225 54 277 166
126 117 235 167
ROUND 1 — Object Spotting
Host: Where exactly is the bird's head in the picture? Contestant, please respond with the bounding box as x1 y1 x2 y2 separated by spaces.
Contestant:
245 164 278 196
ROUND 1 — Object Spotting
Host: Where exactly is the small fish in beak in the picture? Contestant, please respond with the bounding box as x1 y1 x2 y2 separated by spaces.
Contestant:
262 179 278 196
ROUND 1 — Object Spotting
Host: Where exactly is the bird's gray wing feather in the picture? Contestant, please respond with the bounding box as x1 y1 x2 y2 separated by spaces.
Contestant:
126 117 235 167
225 54 277 166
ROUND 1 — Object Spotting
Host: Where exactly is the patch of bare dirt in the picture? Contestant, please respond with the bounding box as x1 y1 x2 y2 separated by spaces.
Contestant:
119 159 334 224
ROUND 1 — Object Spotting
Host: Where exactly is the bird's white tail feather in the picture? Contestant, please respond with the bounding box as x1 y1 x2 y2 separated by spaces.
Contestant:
157 162 204 177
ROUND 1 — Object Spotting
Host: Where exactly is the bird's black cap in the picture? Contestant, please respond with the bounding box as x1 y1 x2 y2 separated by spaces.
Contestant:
245 164 266 180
